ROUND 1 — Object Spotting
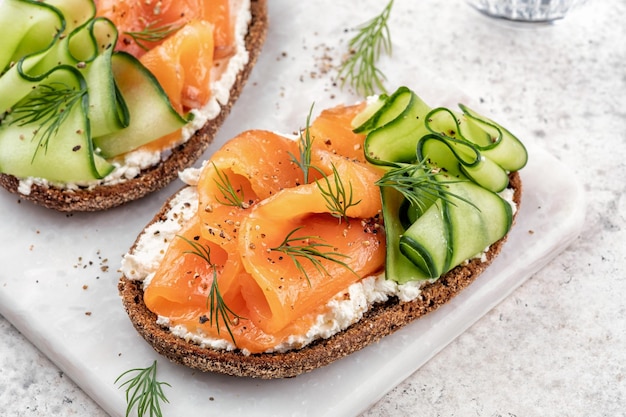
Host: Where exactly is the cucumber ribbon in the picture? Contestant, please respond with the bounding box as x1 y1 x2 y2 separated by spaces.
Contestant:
0 0 188 183
355 86 527 282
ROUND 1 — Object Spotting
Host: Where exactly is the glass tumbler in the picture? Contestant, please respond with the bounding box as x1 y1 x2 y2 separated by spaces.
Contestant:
466 0 585 22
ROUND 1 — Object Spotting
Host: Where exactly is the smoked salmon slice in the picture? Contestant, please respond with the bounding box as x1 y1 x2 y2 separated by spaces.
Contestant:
307 102 368 163
144 106 387 353
144 216 238 323
196 130 304 248
139 19 215 113
95 0 233 59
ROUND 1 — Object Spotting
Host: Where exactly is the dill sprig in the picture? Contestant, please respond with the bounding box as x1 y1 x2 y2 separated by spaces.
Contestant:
211 162 248 208
114 360 171 417
9 82 85 162
338 0 394 96
289 103 315 184
178 235 244 343
313 164 361 224
375 161 476 213
290 104 361 222
124 20 181 51
270 227 356 286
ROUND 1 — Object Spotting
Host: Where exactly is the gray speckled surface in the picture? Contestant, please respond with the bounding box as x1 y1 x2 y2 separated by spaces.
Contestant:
1 0 625 416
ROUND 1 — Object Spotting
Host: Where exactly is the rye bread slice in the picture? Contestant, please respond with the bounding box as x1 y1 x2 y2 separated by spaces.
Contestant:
118 171 522 379
0 0 268 212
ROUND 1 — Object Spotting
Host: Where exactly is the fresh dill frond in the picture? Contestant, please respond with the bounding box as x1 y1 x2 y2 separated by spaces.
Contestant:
375 161 476 213
178 235 244 343
179 234 212 263
124 20 181 51
289 103 315 184
205 265 243 343
313 163 361 224
9 82 85 162
114 360 171 417
211 162 248 208
270 227 356 286
338 0 394 96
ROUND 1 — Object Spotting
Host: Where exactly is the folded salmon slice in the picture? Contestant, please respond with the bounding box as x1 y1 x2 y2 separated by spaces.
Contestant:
145 107 387 353
306 102 368 163
146 218 332 352
196 130 304 247
95 0 233 59
143 216 239 324
237 147 385 335
140 19 215 113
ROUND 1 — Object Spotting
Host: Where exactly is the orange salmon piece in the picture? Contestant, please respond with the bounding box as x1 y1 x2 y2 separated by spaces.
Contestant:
196 130 304 248
144 211 335 353
140 19 215 113
307 103 368 163
240 212 385 335
144 216 241 323
198 0 234 59
145 107 388 352
95 0 233 59
243 149 384 221
238 150 385 334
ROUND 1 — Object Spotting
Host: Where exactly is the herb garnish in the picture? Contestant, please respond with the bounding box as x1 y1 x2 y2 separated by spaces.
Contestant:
212 162 249 208
179 235 244 343
375 161 476 213
313 164 361 224
290 103 315 184
9 82 85 162
290 103 361 222
124 21 181 51
115 360 171 417
338 0 394 96
270 227 355 286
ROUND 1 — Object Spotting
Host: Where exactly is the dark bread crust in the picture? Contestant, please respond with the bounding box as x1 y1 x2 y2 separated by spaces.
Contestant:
118 171 522 379
0 0 268 212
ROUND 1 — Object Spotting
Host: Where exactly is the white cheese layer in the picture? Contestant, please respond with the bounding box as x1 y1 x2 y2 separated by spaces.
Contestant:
17 0 252 194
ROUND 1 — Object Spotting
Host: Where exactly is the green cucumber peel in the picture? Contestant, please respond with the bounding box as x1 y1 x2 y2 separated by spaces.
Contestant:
458 103 528 171
0 0 96 112
376 163 475 281
399 197 453 279
359 86 526 283
93 52 189 159
445 180 512 270
397 176 511 279
0 0 65 75
379 185 432 283
350 95 386 132
361 87 432 165
0 66 113 181
416 131 510 192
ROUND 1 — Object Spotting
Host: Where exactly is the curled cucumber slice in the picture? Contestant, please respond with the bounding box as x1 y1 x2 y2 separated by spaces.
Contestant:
0 66 113 182
357 86 526 283
93 52 187 158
